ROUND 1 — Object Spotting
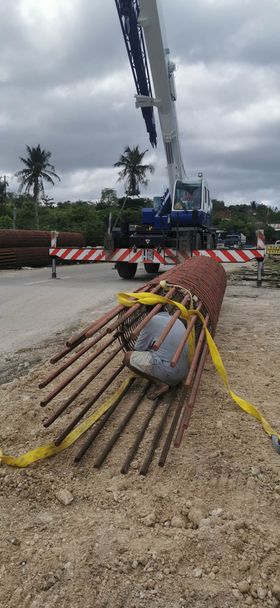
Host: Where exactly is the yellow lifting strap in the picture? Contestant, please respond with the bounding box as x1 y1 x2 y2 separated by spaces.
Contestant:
0 376 133 468
117 291 280 444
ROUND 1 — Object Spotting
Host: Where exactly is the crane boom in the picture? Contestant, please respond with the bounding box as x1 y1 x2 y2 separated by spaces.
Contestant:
115 0 157 147
115 0 212 229
136 0 186 196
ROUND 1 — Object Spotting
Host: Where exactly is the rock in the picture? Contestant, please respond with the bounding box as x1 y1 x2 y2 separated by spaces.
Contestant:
9 537 21 546
142 513 156 527
251 466 261 476
212 566 219 574
245 597 253 605
209 572 216 580
234 520 247 530
239 561 250 572
232 588 242 601
238 580 250 594
193 568 203 578
257 588 267 600
210 508 223 517
40 574 57 591
55 489 74 506
188 508 205 527
170 515 186 529
145 579 155 590
272 580 280 601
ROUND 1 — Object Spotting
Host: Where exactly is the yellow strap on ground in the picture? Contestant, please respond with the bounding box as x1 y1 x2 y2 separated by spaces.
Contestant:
118 291 280 442
0 376 133 468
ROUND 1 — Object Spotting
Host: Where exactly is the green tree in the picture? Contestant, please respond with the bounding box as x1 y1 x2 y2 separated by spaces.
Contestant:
15 145 60 229
114 145 154 196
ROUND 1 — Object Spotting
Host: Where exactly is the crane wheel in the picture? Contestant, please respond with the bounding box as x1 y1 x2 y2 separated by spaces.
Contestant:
116 262 137 279
195 233 202 249
144 263 160 274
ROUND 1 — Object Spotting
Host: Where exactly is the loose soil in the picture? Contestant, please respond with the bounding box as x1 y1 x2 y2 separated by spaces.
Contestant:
0 268 280 608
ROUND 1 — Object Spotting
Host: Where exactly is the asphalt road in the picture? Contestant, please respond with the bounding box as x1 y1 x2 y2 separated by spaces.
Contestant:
0 260 247 355
0 263 153 354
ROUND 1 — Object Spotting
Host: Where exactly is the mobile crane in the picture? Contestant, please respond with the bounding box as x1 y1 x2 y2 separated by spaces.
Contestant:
109 0 216 279
49 1 265 277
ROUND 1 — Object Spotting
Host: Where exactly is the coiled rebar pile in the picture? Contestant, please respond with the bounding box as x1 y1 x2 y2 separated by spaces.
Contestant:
38 257 227 472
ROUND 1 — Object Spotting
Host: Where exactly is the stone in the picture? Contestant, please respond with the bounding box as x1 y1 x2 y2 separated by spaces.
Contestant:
232 589 242 601
257 588 267 600
238 580 250 594
9 537 21 546
170 515 186 529
142 513 156 527
193 568 203 578
188 508 205 527
272 580 280 601
210 508 223 517
55 489 74 506
239 561 250 572
40 574 57 591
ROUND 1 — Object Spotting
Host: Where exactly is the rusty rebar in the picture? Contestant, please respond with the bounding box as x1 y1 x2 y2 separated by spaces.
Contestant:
170 302 202 368
185 314 209 386
39 327 110 389
40 334 117 406
120 399 159 474
131 286 177 339
79 281 155 342
152 293 190 351
74 375 135 463
94 381 150 469
53 346 124 444
50 345 73 365
43 364 125 428
139 388 175 475
106 283 162 334
66 304 124 347
174 342 209 448
158 386 187 467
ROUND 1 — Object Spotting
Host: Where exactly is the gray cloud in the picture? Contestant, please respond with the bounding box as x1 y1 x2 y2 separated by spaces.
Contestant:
1 0 280 206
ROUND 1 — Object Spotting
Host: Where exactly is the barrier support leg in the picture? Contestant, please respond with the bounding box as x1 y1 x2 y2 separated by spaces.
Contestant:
52 256 57 279
50 230 59 279
257 260 263 288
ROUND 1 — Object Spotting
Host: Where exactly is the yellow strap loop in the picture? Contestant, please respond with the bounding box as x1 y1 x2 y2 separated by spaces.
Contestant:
0 376 133 468
117 291 280 443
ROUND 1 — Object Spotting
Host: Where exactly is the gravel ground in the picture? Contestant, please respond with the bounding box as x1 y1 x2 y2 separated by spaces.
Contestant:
0 268 279 608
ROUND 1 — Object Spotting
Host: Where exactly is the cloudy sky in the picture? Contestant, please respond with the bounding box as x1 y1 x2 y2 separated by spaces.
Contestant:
1 0 280 205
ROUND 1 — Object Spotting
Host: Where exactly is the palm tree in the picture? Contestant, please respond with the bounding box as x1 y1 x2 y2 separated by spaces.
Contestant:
15 145 60 229
114 145 154 196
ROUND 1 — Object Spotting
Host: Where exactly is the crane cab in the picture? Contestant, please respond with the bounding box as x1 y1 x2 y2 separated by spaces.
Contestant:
171 175 212 228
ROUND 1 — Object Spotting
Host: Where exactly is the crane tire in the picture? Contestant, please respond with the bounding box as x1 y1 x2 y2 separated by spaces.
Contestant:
144 263 160 274
116 262 137 279
195 233 202 249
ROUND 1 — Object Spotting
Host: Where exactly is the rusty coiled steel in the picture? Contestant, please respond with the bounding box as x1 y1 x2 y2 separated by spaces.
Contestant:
0 230 85 269
38 257 226 472
0 230 85 248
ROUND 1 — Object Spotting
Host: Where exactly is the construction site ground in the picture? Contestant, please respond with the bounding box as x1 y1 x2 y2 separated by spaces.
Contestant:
0 261 279 608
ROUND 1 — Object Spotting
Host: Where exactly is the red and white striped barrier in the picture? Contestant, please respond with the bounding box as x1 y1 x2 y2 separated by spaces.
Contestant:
49 247 177 265
192 248 265 263
50 246 265 265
